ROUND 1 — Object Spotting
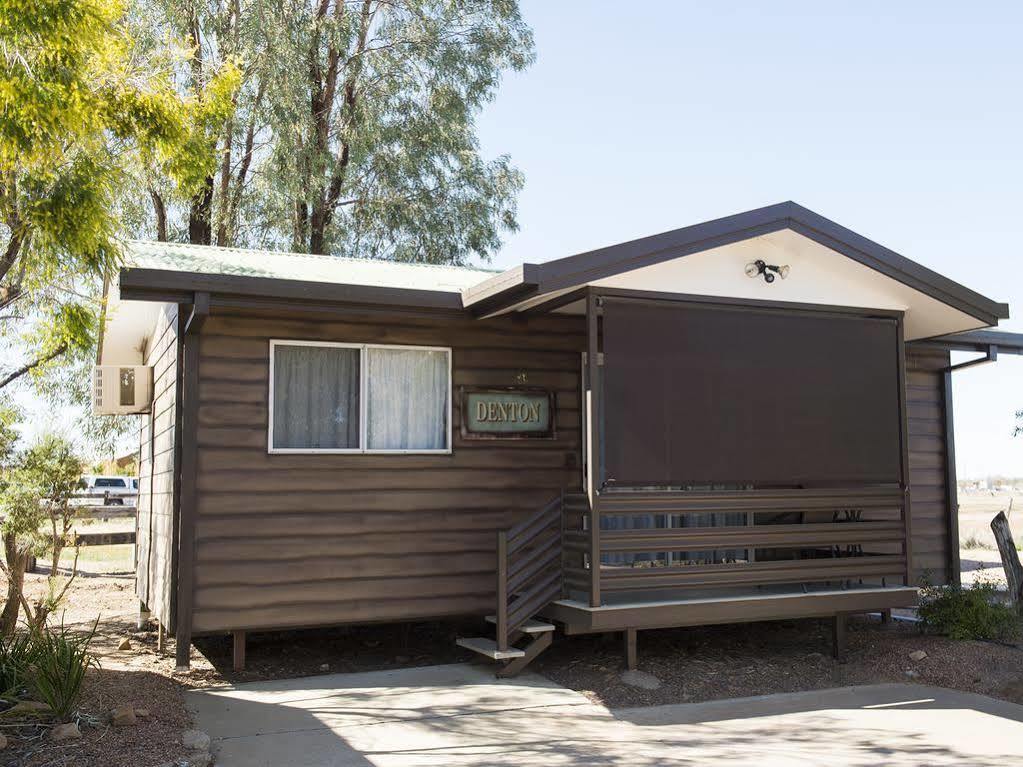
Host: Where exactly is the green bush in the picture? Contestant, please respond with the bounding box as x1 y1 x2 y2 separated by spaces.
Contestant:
918 581 1020 641
29 621 98 721
0 631 37 698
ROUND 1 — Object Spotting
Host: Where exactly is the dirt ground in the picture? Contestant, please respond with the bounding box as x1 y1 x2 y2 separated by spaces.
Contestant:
5 507 1023 766
534 615 1023 709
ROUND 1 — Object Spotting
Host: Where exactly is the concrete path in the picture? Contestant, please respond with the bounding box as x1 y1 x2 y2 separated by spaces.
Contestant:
186 664 1023 766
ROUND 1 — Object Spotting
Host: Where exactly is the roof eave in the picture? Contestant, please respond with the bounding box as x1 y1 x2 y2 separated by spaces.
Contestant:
118 267 467 313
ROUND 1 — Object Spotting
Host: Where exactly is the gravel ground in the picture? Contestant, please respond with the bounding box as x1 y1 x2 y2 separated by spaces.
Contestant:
6 569 1023 764
1 572 219 767
533 616 1023 709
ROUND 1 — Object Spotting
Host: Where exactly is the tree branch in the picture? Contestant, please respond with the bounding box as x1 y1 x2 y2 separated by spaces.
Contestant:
0 342 69 390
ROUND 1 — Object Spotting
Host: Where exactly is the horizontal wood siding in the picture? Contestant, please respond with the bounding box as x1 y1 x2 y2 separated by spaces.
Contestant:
136 303 180 627
191 310 585 633
906 346 953 585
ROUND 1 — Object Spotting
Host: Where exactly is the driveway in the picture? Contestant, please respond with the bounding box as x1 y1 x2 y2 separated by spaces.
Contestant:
186 663 1023 766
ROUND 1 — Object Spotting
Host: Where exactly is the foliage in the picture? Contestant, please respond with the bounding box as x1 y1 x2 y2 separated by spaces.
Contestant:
0 432 85 635
28 620 98 721
135 0 534 262
0 0 239 392
918 580 1020 641
0 630 36 698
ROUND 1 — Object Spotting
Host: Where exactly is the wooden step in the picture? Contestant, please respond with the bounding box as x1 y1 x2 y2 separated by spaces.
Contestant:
485 616 555 634
456 637 525 660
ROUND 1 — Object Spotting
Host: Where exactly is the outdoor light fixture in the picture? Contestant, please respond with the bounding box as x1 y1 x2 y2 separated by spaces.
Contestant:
744 259 790 283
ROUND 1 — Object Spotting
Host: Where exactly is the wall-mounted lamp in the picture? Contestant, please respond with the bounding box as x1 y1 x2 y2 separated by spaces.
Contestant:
744 259 790 284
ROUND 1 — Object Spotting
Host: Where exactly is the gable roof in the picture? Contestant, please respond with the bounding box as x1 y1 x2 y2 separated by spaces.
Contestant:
462 201 1009 326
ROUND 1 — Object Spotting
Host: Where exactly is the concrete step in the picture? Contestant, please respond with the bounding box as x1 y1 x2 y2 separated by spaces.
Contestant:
456 637 525 660
485 616 555 634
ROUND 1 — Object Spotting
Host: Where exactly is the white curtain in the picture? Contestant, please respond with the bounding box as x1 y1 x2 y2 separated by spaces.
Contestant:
273 345 360 449
367 348 448 450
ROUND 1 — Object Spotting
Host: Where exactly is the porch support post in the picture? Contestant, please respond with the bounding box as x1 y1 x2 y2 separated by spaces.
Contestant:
831 613 847 660
624 628 637 670
586 290 602 607
233 630 247 672
896 318 914 587
175 292 208 671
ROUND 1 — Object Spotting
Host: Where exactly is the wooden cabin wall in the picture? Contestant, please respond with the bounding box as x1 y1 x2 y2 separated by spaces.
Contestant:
136 302 180 629
906 345 955 586
189 310 586 634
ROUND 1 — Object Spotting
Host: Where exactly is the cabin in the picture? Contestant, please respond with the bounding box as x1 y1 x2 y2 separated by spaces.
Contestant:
96 201 1023 675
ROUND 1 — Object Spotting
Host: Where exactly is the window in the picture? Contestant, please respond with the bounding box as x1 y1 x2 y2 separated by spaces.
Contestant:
269 340 451 454
95 478 127 488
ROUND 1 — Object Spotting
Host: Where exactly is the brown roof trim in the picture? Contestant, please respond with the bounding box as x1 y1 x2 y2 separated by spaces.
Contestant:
119 267 466 312
912 329 1023 355
473 202 1009 324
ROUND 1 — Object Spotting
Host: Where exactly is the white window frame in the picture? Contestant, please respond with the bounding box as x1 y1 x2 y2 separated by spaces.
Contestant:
268 339 452 455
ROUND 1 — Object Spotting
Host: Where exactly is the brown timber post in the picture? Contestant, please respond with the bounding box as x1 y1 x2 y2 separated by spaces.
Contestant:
233 631 247 672
831 613 847 660
496 530 509 651
624 628 637 670
896 318 914 587
175 292 209 671
586 290 602 607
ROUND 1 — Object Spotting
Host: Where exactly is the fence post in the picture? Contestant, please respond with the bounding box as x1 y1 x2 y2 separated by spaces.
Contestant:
496 530 508 651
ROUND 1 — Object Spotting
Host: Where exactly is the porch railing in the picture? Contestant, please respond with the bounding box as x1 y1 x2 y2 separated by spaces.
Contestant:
495 494 564 651
563 486 909 605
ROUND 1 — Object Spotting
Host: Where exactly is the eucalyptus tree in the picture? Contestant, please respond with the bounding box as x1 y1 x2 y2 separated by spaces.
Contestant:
141 0 534 263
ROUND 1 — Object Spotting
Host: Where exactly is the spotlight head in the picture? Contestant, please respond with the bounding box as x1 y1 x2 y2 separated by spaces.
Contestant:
744 261 761 278
777 264 790 279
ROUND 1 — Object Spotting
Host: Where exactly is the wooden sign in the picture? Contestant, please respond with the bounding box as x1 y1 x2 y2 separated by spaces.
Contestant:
460 387 555 440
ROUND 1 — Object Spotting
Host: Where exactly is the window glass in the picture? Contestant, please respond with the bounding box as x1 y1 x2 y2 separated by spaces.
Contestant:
366 348 449 450
96 478 127 488
272 344 360 450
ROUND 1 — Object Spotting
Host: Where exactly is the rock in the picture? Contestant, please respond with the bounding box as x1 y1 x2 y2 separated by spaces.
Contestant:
110 704 137 726
0 733 7 749
620 669 662 690
5 700 50 717
905 669 919 679
189 752 212 767
806 652 824 661
135 708 150 718
908 650 927 662
318 663 330 672
395 655 411 664
182 729 211 751
50 722 82 741
118 637 132 651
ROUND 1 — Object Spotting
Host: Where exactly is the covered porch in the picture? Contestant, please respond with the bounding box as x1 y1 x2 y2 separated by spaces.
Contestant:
456 203 1010 671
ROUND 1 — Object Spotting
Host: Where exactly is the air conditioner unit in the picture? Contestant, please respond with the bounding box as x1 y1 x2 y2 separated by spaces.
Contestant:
92 365 153 415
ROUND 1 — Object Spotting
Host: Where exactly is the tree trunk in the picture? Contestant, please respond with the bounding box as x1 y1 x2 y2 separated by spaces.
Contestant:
188 176 215 245
151 190 168 242
1 532 26 638
991 511 1023 612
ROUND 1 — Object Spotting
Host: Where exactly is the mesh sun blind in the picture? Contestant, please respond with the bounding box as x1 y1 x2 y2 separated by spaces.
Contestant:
601 298 902 487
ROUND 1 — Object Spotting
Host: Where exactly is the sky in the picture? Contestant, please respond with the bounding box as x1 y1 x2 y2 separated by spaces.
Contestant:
473 0 1023 478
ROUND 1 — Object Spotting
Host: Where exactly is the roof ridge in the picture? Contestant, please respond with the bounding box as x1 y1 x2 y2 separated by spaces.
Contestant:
125 239 499 274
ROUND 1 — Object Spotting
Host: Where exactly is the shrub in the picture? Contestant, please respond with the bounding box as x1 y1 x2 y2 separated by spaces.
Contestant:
918 581 1020 641
30 621 98 721
0 631 37 698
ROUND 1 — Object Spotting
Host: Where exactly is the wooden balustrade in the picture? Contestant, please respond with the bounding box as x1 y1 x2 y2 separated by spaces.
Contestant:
495 494 564 651
563 486 909 605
